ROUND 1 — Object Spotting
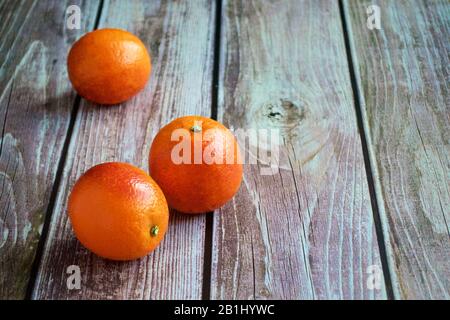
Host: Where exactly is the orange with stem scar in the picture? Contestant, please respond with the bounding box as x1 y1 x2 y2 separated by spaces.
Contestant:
149 116 243 214
68 162 168 261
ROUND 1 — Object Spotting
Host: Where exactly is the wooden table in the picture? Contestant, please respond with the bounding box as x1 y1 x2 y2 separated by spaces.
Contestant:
0 0 448 300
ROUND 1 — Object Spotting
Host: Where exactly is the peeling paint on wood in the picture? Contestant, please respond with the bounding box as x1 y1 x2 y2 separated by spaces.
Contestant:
211 0 387 299
344 0 450 299
0 0 100 299
32 0 216 299
2 0 447 300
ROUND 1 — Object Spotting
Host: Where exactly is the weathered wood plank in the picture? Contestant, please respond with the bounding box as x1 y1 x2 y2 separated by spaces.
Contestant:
0 0 101 299
211 0 387 299
32 0 216 299
344 0 450 299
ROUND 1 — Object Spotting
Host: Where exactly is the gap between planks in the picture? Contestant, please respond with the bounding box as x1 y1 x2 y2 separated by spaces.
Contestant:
342 0 450 299
0 0 103 299
31 0 216 299
337 0 395 300
211 0 387 299
24 0 105 299
202 0 223 301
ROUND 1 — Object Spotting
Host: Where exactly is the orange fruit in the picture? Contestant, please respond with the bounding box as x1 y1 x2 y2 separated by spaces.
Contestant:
149 116 243 214
68 162 168 261
67 28 151 105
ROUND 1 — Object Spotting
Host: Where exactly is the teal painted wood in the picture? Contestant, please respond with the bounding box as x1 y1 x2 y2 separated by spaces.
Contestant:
0 0 101 299
32 0 216 299
211 0 387 299
344 0 450 299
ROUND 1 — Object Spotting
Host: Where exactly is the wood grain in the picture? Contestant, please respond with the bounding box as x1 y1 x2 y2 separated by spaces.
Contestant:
211 0 387 299
32 0 216 299
344 0 450 299
0 0 100 299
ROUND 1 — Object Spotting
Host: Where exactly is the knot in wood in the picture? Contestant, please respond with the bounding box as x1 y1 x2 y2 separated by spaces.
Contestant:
259 98 307 138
